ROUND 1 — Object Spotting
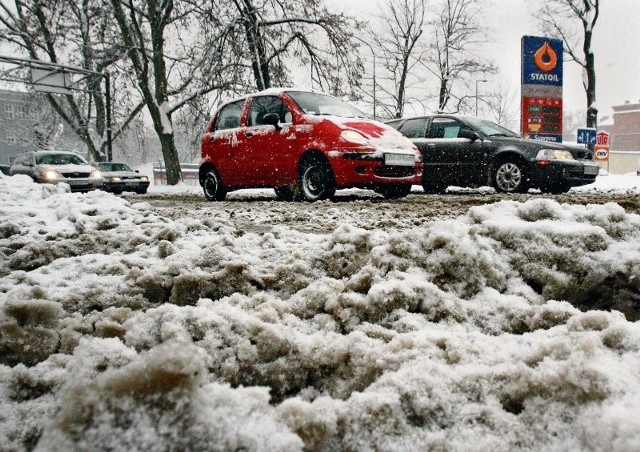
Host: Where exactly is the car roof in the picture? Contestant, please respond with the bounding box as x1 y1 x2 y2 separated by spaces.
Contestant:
215 88 329 110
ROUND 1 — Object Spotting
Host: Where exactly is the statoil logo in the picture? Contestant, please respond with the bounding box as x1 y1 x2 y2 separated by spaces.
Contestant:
529 42 560 82
534 42 558 72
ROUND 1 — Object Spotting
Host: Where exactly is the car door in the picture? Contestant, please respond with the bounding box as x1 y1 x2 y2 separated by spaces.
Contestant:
240 95 295 186
204 99 246 186
424 117 483 187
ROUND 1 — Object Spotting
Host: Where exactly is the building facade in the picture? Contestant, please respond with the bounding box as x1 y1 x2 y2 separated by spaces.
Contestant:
599 100 640 174
0 89 86 165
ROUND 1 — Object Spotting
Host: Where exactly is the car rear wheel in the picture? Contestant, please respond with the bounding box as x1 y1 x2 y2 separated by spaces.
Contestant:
375 184 412 199
296 157 335 201
493 160 528 193
202 168 227 201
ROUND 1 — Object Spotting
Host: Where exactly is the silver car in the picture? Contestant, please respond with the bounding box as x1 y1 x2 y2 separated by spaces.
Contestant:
9 150 103 192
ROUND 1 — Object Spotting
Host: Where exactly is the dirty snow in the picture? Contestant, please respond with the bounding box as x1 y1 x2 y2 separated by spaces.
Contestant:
1 173 640 451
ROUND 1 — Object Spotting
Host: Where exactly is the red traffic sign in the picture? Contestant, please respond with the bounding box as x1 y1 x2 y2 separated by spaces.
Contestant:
596 131 610 146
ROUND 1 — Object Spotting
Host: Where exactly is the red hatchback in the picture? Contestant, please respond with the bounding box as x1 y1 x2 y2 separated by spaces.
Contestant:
199 89 423 201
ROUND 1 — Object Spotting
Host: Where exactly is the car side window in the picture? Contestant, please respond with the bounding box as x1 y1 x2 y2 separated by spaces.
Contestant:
399 118 428 138
214 100 244 131
428 118 466 139
248 96 292 126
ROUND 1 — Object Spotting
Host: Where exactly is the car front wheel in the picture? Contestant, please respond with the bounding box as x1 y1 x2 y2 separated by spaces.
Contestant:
202 168 227 201
493 160 528 193
296 158 335 201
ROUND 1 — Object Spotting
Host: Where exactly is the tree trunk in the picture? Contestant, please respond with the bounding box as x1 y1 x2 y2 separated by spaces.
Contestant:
584 28 597 129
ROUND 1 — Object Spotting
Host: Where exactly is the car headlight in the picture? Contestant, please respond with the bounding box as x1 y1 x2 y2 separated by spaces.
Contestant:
536 149 575 160
140 176 149 182
42 170 61 181
90 170 103 179
110 176 122 182
340 130 369 145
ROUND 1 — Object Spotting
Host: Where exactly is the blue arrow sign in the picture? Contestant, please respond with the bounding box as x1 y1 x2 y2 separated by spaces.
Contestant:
576 128 596 145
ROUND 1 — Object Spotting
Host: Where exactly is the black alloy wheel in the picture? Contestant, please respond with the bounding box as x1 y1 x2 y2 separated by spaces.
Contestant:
493 160 529 193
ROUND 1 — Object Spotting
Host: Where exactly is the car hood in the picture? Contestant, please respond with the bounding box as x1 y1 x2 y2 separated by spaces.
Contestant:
39 163 97 173
100 170 140 177
313 115 417 151
489 136 593 158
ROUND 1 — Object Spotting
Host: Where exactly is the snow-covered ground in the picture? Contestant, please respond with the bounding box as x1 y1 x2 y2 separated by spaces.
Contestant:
1 172 639 451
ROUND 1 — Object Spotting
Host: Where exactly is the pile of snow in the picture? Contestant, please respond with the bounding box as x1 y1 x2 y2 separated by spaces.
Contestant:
1 174 640 450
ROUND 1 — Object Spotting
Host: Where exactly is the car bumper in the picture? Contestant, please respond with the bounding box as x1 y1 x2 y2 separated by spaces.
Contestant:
531 160 599 187
329 151 423 187
102 180 150 193
51 178 103 192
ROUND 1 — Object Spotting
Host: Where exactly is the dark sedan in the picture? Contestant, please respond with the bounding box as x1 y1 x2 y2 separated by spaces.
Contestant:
97 162 150 194
386 115 600 193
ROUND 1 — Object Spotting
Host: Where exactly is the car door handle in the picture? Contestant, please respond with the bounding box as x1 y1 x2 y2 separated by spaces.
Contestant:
246 132 254 138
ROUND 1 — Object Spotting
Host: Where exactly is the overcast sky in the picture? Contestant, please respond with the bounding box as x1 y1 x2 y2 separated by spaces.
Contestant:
330 0 640 122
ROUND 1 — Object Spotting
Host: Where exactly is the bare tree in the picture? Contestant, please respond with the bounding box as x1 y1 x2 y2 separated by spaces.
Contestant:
108 0 241 185
537 0 599 128
227 0 363 97
373 0 427 119
426 0 496 113
0 0 139 162
479 84 519 130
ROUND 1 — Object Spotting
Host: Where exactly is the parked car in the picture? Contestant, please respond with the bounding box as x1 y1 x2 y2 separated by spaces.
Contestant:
8 150 103 192
199 89 423 201
637 157 640 176
386 115 600 194
97 162 150 194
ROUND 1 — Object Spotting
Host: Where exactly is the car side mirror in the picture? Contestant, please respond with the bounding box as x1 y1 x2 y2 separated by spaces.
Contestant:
459 129 480 141
262 113 281 131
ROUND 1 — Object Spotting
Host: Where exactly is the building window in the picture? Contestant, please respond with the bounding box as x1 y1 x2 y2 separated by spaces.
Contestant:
4 104 14 119
6 130 17 144
17 106 28 120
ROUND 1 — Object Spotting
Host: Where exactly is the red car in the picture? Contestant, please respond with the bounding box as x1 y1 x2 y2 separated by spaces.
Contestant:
199 89 423 201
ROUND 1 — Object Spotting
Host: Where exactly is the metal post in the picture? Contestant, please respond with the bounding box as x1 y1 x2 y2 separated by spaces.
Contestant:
104 72 113 162
475 79 488 116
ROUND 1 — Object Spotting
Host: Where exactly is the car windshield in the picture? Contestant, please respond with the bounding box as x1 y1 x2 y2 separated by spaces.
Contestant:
464 118 520 138
36 153 87 165
286 91 368 119
98 163 132 172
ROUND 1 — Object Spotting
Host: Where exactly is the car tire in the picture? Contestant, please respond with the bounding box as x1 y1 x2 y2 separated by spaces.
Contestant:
295 157 335 202
493 160 529 193
376 184 411 199
136 188 148 195
274 186 295 201
202 168 227 201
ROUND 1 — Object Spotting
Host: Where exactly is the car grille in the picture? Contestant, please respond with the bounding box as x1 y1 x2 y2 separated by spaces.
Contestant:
60 171 91 178
374 166 416 178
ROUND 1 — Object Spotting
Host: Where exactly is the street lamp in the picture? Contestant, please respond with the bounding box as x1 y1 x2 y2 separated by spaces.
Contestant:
351 35 377 120
475 79 488 117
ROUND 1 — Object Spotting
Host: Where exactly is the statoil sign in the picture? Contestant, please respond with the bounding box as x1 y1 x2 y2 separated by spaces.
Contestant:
521 36 563 142
522 36 563 86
